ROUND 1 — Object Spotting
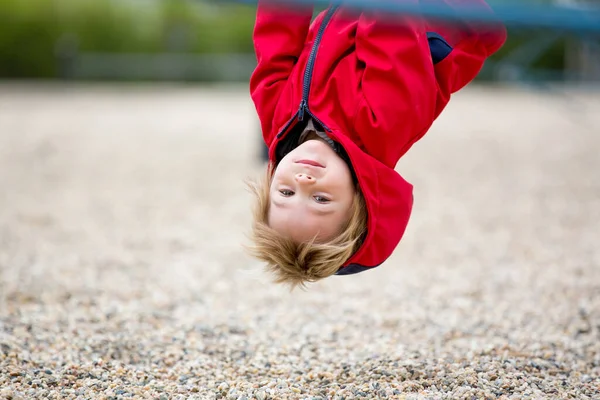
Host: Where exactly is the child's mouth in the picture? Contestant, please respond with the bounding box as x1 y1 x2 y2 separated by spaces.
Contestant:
295 159 325 168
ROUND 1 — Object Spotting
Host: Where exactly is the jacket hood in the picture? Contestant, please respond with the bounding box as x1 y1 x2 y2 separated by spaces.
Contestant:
327 128 414 275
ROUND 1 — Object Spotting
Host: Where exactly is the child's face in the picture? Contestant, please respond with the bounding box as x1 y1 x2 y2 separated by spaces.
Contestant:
269 137 355 243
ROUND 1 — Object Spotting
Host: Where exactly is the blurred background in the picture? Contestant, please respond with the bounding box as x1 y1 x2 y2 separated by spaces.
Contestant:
1 0 599 84
1 1 599 398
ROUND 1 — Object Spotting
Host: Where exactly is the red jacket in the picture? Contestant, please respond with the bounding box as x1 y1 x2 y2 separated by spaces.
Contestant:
250 0 506 275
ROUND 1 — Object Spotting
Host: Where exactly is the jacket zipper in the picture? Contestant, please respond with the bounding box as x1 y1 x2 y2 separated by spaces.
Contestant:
276 4 339 138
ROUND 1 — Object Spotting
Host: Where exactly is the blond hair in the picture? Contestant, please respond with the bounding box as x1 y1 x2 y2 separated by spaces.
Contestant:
246 164 367 289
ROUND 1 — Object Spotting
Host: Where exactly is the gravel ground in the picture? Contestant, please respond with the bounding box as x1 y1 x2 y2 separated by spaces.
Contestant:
0 83 599 400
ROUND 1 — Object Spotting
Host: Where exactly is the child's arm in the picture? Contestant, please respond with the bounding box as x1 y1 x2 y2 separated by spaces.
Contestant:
426 0 507 95
353 4 440 168
353 0 506 167
249 1 313 145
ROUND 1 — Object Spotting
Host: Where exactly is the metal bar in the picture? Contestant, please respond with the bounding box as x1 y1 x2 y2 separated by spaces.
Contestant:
229 0 600 33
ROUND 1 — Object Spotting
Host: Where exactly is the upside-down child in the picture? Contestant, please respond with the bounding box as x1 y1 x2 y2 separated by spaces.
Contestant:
247 0 507 287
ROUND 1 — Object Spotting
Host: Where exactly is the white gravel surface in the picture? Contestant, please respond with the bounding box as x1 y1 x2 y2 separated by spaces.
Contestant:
0 83 599 400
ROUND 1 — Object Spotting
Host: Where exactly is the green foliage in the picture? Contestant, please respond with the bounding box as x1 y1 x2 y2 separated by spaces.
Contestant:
0 0 255 78
489 27 567 73
0 0 60 77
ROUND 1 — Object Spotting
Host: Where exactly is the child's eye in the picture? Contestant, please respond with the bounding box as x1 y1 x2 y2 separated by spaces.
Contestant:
279 189 294 197
313 196 330 203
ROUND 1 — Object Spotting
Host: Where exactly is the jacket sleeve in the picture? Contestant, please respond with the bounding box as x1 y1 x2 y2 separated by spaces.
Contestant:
353 5 440 168
353 0 506 167
426 0 507 97
249 1 313 146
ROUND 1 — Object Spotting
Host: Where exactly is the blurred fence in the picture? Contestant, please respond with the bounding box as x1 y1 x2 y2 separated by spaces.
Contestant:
1 0 599 83
55 44 257 82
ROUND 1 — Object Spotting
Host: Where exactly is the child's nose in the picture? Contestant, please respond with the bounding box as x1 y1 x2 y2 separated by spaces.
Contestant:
295 173 315 184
